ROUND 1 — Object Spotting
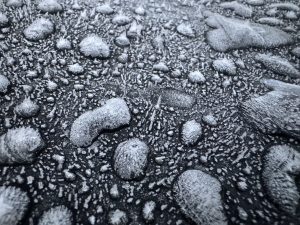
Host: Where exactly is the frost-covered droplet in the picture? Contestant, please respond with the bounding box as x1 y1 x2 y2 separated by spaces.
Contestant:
0 75 10 94
257 17 284 26
0 127 45 164
212 58 237 76
176 23 195 38
127 21 143 38
173 170 227 225
112 13 131 26
47 80 58 92
134 6 145 15
202 113 217 126
24 18 55 41
255 53 300 78
114 138 149 180
220 1 253 18
56 38 71 50
79 34 110 58
240 79 300 140
0 186 29 225
285 11 298 20
246 0 264 6
68 63 84 75
115 32 130 47
153 62 169 73
205 14 293 52
70 98 131 147
188 71 206 84
6 0 24 8
151 74 162 83
37 0 63 13
263 145 300 215
0 12 9 28
117 52 129 64
15 98 40 118
96 3 114 15
108 209 128 225
291 47 300 58
181 120 202 146
152 35 165 50
160 88 196 109
171 69 181 78
269 3 300 12
38 206 73 225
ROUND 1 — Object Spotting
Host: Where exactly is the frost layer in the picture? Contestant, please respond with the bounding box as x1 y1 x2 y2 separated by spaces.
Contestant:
173 170 227 225
0 186 29 225
0 127 44 164
24 18 55 41
240 79 300 140
263 145 300 215
70 98 131 147
205 14 293 52
114 138 149 180
38 206 72 225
